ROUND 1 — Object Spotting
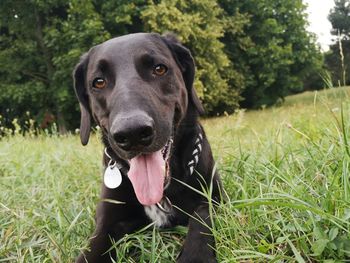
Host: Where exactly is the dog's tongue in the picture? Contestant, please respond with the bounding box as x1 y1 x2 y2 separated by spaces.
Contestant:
128 151 165 206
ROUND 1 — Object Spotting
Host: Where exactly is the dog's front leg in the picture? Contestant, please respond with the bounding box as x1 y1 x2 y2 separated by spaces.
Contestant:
177 204 217 263
75 194 146 263
75 218 144 263
75 227 117 263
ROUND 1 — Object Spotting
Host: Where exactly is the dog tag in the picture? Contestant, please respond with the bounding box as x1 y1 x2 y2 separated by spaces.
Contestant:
104 165 122 189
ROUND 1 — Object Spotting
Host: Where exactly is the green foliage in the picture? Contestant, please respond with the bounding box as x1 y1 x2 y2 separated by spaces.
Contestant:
328 0 350 38
95 0 147 35
325 0 350 86
220 0 324 108
0 0 109 132
0 0 324 130
325 40 350 86
141 0 243 113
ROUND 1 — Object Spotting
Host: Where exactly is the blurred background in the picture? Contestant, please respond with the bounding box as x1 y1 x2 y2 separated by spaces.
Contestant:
0 0 348 133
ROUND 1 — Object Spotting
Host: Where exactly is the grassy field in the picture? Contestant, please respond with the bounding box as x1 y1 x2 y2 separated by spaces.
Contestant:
1 86 350 262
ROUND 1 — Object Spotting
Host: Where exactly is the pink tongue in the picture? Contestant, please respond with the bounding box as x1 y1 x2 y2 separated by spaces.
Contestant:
127 151 165 206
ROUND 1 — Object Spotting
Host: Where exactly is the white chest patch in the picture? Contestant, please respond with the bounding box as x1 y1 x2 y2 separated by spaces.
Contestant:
144 205 172 228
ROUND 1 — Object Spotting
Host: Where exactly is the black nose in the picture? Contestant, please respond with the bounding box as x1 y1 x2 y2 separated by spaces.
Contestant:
111 113 155 151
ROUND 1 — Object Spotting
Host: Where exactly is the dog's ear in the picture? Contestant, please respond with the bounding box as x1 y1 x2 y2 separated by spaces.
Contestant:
161 34 204 115
73 53 91 145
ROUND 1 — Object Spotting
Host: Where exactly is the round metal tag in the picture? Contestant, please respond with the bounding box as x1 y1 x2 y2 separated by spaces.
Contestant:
104 166 122 189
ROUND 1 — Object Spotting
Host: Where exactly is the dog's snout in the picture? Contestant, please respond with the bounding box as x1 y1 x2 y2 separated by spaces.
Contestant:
111 114 155 151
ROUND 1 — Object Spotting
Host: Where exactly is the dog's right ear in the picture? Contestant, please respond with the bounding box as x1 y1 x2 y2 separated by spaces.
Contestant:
73 53 91 145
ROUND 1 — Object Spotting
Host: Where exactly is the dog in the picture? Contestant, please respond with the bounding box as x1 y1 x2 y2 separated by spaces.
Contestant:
73 33 222 263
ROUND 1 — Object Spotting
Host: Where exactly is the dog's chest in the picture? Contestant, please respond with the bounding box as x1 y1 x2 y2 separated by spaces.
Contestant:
144 205 172 227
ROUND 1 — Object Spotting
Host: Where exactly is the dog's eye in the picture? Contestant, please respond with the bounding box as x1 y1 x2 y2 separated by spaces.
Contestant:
93 78 106 89
153 64 168 76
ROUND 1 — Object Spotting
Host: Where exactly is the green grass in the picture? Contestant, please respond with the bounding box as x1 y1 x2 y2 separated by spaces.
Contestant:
1 87 350 262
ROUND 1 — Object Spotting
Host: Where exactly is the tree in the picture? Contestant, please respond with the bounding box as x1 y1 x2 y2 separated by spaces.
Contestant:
219 0 324 108
0 0 245 129
0 0 109 132
93 0 147 36
325 0 350 86
329 0 350 38
141 0 244 114
0 0 325 132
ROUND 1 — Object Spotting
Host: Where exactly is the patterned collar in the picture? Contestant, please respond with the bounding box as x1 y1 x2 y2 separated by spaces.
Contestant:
187 132 203 175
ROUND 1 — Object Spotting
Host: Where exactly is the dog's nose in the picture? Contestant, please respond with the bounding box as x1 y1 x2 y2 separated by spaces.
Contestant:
111 114 155 151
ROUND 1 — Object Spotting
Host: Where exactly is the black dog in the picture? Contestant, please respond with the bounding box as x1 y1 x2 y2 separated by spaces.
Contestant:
73 33 222 263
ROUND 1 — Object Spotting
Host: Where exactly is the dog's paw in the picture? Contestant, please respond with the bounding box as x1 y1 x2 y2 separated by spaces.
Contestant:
177 258 217 263
176 250 218 263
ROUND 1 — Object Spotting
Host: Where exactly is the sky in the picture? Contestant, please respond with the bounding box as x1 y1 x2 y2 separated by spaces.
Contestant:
303 0 335 51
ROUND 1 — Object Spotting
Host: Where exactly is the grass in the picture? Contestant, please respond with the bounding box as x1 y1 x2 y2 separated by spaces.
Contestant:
1 86 350 262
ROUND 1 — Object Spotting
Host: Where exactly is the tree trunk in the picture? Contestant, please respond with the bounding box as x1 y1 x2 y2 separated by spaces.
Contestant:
57 111 67 134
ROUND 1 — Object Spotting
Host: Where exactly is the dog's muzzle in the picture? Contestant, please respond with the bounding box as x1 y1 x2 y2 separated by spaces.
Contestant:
104 137 174 206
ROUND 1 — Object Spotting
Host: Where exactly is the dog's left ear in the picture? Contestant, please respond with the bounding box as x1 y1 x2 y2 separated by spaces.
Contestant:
73 53 91 145
161 34 205 115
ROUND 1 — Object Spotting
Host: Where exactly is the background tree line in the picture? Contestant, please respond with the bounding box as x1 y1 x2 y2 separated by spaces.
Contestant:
326 0 350 87
0 0 346 132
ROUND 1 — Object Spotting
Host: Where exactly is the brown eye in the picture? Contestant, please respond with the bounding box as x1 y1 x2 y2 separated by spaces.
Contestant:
153 64 168 76
93 78 106 89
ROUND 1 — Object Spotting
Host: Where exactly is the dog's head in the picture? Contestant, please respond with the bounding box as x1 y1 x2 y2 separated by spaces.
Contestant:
73 33 203 205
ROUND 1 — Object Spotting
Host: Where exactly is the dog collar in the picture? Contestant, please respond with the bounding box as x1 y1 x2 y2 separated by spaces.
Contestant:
157 129 203 213
103 129 203 210
187 131 203 175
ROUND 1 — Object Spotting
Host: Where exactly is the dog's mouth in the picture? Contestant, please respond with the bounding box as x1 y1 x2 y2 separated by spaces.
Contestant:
127 138 173 206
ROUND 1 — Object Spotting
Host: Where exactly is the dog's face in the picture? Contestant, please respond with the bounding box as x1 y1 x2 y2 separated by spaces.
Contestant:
73 33 203 205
